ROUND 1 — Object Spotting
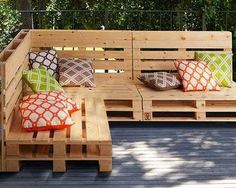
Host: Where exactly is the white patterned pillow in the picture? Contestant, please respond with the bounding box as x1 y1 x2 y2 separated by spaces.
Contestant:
29 50 59 79
59 58 96 87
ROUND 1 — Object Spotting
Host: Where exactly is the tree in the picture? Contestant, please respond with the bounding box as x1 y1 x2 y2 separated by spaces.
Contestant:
0 1 22 50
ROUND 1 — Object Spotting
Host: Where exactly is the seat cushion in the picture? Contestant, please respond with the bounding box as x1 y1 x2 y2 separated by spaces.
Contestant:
59 58 96 87
23 66 64 93
195 52 232 87
174 60 220 92
138 72 181 90
29 50 59 79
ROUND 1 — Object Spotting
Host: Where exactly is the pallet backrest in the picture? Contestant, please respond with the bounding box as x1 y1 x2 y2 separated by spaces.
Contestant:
132 31 232 79
0 30 31 138
30 30 133 81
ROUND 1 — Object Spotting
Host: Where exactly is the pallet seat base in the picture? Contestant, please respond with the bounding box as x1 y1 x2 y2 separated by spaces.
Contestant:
138 84 236 121
64 80 142 121
5 96 112 172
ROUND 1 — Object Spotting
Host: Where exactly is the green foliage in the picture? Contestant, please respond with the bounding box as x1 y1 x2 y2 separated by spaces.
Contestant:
0 2 22 50
29 0 235 31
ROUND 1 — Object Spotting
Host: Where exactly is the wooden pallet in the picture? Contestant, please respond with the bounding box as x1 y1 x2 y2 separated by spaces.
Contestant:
31 30 133 80
64 80 142 121
132 31 232 81
5 96 112 172
138 84 236 121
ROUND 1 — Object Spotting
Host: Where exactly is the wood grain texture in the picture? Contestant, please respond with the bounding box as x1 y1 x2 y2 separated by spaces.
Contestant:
31 30 133 80
133 31 232 76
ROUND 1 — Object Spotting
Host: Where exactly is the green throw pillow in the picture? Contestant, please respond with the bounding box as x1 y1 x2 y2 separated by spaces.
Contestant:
195 52 233 87
23 66 64 93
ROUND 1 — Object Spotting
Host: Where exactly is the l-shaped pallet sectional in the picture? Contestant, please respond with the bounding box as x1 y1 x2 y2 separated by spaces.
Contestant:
0 29 234 172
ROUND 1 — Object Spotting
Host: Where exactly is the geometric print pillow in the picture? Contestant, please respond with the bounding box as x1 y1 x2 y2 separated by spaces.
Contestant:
22 91 79 115
22 66 64 93
138 72 182 90
29 50 59 79
19 99 74 132
174 60 221 92
59 58 96 87
195 52 233 87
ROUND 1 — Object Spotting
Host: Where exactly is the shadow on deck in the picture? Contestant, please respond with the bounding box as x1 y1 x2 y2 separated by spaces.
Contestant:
1 122 236 188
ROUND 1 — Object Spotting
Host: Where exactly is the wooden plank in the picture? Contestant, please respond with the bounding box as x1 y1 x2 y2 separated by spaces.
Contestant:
195 112 206 120
133 31 232 40
70 145 82 158
94 71 132 80
85 97 110 143
4 80 22 121
57 50 132 59
6 160 20 172
92 60 132 70
53 160 66 172
134 60 176 70
4 65 24 106
135 51 195 60
35 145 49 158
69 98 82 143
3 31 31 89
53 129 66 157
35 131 50 143
134 40 231 49
137 85 236 101
31 30 132 48
85 97 100 143
94 97 111 142
6 144 19 156
99 159 112 172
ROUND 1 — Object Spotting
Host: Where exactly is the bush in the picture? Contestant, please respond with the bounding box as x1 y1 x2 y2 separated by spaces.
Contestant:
0 3 22 50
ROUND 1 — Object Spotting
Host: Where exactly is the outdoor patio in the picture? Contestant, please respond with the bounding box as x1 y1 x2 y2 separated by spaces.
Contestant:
0 123 236 188
1 1 236 188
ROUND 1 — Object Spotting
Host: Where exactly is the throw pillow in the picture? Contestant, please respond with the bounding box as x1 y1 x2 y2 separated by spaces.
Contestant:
174 60 220 92
22 91 79 114
195 52 232 87
19 99 74 132
29 50 59 79
138 72 182 90
22 66 64 93
59 58 96 87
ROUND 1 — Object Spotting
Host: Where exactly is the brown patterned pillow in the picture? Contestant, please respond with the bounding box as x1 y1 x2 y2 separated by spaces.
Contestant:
29 50 59 79
59 58 96 87
138 72 181 90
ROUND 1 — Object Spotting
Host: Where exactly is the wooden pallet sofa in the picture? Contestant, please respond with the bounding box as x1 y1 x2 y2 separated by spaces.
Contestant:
0 29 234 172
0 30 112 172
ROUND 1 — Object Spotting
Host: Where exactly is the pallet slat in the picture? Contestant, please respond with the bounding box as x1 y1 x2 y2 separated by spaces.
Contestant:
31 30 132 48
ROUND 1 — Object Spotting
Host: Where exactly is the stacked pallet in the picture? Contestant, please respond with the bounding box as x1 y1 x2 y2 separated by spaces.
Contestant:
5 97 112 172
138 85 236 121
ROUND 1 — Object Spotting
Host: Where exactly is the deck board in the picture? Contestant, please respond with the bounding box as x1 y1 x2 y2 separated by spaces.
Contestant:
1 123 236 187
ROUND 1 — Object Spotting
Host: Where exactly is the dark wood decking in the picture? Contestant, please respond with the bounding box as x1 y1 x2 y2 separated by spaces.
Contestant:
1 123 236 187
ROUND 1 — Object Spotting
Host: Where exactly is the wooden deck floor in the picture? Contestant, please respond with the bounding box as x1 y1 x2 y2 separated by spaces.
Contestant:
1 122 236 188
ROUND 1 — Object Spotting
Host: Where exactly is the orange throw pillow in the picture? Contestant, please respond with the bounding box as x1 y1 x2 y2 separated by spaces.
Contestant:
22 91 79 114
19 99 74 132
174 60 220 92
